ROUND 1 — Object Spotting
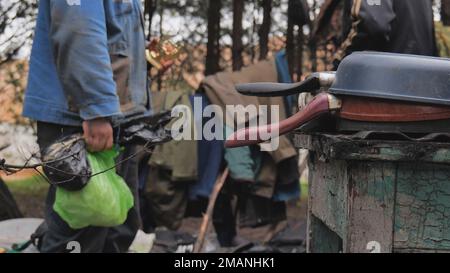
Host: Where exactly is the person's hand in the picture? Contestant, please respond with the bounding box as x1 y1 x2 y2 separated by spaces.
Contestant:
82 118 114 152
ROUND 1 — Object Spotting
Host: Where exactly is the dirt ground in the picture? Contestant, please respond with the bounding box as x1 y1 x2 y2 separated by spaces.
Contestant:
180 199 308 244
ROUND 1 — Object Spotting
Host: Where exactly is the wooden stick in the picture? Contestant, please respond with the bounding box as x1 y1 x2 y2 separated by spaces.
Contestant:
193 168 229 253
263 220 288 244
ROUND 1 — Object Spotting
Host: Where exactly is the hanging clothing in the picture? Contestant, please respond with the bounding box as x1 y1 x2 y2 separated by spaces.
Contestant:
188 94 224 200
273 51 301 202
149 90 197 181
143 90 197 231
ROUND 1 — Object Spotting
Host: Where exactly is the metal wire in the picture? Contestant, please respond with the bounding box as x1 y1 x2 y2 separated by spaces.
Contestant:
0 140 156 187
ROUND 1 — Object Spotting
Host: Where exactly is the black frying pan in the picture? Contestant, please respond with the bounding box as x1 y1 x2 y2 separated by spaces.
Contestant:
225 52 450 148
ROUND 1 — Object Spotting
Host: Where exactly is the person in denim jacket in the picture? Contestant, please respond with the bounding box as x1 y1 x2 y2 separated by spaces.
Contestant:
23 0 150 253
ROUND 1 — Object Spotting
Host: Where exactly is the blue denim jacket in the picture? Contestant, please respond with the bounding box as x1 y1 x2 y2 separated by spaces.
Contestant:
23 0 150 126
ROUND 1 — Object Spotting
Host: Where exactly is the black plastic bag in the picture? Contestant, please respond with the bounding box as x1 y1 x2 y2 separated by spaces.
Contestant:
41 134 91 191
117 111 173 146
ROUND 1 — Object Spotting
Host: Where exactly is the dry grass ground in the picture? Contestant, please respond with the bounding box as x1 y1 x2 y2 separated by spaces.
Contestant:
1 170 48 218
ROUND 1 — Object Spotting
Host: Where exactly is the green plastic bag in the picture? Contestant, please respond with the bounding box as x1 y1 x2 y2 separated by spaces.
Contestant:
53 149 134 230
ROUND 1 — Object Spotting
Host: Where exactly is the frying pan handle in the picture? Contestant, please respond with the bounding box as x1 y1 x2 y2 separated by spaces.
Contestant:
235 72 336 97
225 93 341 148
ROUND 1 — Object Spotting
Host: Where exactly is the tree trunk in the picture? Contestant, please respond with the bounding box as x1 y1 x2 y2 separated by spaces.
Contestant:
259 0 272 60
286 0 296 77
251 5 257 63
443 0 450 26
144 0 157 74
157 6 163 90
206 0 222 76
232 0 244 71
296 30 304 81
144 0 157 39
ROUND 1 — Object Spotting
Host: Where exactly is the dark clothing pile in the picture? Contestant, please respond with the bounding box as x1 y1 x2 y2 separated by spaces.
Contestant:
343 0 437 56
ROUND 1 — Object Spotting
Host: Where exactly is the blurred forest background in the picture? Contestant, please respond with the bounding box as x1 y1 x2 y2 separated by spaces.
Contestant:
0 0 449 125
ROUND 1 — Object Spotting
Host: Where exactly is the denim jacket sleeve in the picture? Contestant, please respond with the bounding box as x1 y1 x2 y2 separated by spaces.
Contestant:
49 0 121 121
